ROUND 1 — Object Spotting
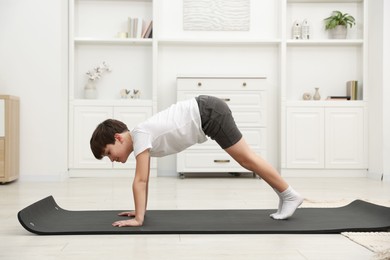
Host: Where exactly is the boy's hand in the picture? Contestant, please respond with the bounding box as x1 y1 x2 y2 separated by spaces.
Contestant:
117 211 136 217
113 211 143 227
112 218 143 227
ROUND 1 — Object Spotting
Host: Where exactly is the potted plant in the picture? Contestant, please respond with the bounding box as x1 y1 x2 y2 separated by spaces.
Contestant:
84 61 111 99
324 10 356 39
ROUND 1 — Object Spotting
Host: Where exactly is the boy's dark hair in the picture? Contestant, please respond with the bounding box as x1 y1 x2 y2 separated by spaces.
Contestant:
90 119 129 159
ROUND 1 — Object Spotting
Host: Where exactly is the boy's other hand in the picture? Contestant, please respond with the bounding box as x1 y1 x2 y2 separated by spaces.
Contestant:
112 218 143 227
117 211 136 217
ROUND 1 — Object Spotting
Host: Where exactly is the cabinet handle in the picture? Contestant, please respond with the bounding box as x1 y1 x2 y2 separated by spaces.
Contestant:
242 82 247 87
221 98 230 102
197 82 202 87
214 159 230 163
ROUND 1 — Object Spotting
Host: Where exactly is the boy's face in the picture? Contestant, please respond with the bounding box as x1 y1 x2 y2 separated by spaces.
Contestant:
102 133 132 163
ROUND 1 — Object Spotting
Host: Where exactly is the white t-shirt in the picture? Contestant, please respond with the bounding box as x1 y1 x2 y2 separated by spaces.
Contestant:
131 98 207 157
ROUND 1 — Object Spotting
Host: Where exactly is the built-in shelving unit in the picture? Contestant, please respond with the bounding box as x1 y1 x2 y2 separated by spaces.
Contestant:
68 0 368 177
68 0 156 176
281 0 367 176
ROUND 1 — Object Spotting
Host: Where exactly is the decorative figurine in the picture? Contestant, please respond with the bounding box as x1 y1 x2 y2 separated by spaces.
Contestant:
301 19 310 40
292 20 301 39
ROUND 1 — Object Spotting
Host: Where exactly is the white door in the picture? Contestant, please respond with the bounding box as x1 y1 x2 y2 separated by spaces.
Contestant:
73 106 113 168
325 107 366 168
286 107 325 168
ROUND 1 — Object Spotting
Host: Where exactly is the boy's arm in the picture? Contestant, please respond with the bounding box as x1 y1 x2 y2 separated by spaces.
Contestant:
112 149 150 227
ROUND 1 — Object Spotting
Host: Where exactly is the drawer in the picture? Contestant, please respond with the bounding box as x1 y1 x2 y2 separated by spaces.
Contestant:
177 92 267 126
229 109 266 127
177 149 266 173
177 77 267 91
177 91 266 110
190 128 266 150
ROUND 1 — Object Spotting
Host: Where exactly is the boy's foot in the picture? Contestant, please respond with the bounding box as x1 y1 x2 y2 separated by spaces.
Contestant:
270 186 303 220
269 189 282 218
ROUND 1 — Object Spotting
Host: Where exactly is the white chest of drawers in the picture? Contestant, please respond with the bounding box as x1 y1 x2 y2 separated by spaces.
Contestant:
176 76 267 177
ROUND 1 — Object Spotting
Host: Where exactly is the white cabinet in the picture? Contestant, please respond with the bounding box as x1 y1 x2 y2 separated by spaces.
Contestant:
286 107 325 168
176 76 267 176
69 100 154 175
325 107 366 168
285 104 367 172
73 106 113 169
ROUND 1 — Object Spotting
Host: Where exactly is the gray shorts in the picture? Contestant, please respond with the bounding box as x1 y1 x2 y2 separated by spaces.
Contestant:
195 95 242 149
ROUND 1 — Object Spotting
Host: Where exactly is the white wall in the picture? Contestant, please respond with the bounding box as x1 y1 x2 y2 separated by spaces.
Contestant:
383 0 390 182
367 0 383 180
367 0 390 182
0 0 68 179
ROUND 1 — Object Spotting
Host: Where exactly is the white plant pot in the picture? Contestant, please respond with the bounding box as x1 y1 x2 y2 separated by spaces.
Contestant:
84 80 98 99
330 25 348 39
84 88 98 99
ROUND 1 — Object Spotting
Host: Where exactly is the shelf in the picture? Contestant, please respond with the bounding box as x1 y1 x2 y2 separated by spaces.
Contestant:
286 39 363 46
71 99 153 107
157 38 281 46
285 100 366 107
287 0 362 3
76 0 152 2
74 37 153 45
177 74 267 79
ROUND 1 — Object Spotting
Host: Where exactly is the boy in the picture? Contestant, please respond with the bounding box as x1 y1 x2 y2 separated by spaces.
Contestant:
90 95 303 227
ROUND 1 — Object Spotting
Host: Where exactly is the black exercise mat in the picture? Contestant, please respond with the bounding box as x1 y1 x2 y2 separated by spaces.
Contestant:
18 196 390 235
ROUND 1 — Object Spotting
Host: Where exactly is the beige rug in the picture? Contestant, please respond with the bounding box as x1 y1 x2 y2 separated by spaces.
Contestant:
342 232 390 260
301 199 390 260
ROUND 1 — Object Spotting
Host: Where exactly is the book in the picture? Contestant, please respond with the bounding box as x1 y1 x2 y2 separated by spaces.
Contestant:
136 18 143 38
142 20 153 38
326 96 351 100
127 17 133 38
128 17 144 38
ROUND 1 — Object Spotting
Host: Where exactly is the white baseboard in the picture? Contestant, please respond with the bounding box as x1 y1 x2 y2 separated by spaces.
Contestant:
366 171 384 181
383 173 390 182
281 169 368 178
68 168 157 178
19 171 69 182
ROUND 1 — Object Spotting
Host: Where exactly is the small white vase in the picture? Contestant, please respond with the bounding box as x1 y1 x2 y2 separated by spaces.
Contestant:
313 88 321 100
84 80 97 99
330 25 347 39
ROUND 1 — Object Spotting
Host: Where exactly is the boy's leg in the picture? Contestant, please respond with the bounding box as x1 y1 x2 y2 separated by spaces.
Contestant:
225 138 287 191
224 138 303 219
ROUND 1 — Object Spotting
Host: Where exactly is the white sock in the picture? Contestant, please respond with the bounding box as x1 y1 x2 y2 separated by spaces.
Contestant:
271 186 303 220
270 189 283 218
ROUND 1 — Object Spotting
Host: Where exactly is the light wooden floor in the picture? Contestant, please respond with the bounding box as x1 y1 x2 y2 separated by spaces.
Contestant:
1 175 389 260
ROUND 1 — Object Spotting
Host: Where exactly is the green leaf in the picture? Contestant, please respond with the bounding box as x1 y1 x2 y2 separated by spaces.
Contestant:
323 10 356 30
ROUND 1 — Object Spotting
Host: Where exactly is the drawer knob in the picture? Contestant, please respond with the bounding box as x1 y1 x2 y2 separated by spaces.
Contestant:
214 159 230 163
242 82 247 87
197 82 202 87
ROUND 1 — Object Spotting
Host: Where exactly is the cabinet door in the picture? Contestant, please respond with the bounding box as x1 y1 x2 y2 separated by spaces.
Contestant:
113 106 152 169
0 100 4 137
0 138 4 178
325 107 366 168
73 106 113 168
286 107 324 168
